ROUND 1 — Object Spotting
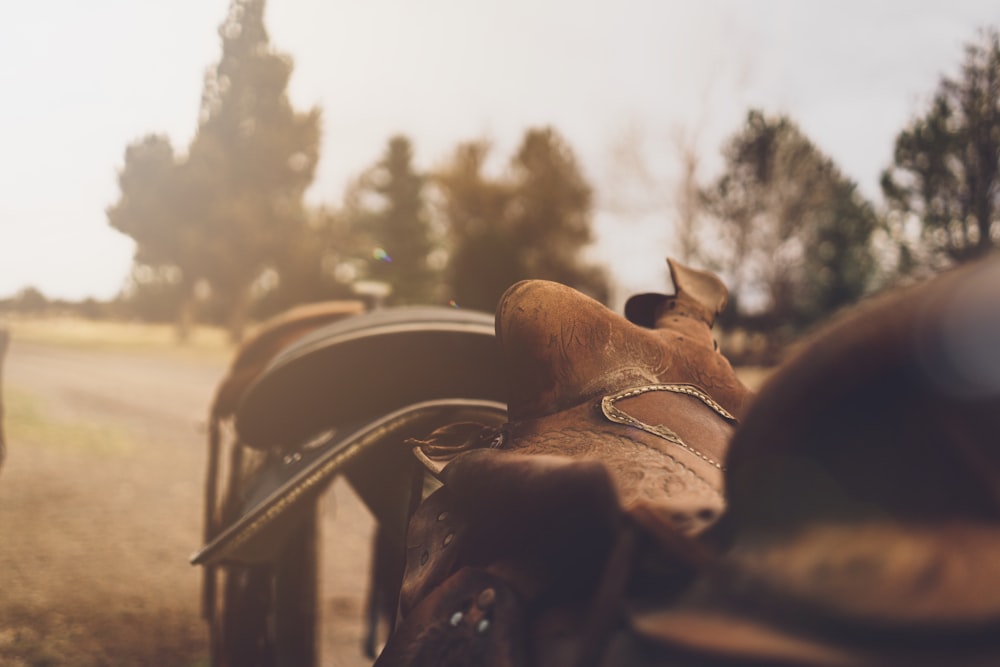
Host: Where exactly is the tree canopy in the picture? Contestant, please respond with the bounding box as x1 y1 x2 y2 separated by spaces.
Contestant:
508 128 609 301
108 0 321 339
882 28 1000 270
348 136 440 305
700 110 881 344
434 128 609 312
434 140 519 311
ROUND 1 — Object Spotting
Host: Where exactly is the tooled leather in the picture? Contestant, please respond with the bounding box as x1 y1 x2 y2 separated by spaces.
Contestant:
408 398 728 538
495 279 752 424
502 400 725 517
601 388 736 477
395 269 747 662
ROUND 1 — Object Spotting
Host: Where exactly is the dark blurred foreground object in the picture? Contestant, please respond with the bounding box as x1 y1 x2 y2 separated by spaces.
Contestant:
641 255 1000 667
0 328 8 473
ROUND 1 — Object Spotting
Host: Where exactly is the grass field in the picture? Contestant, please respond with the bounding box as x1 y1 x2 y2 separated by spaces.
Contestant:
0 318 223 667
1 316 234 364
5 386 135 458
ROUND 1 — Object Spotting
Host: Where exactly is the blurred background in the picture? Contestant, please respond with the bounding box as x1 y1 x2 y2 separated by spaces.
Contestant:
1 0 998 355
1 2 999 665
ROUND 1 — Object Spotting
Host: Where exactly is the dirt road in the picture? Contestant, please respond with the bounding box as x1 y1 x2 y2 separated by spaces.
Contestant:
0 338 375 666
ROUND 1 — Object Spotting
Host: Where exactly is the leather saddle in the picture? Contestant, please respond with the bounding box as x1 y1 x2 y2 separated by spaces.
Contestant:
379 257 1000 666
379 259 754 665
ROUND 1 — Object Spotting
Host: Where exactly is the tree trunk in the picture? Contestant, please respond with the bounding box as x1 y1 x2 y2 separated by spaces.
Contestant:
227 284 253 344
176 286 198 344
0 328 8 470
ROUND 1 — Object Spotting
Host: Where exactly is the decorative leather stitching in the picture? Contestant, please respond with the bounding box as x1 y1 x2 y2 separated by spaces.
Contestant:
601 383 735 471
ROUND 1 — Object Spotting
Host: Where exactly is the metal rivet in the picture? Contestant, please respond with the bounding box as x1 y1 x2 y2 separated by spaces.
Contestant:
419 551 429 566
476 588 496 609
437 511 448 522
443 533 454 547
449 611 463 627
476 619 490 634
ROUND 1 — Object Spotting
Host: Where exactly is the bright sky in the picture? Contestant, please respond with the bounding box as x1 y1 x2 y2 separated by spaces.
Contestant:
2 1 998 305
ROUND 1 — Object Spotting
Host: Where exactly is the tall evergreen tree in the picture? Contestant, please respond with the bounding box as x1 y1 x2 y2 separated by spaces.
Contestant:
434 141 518 311
189 0 321 337
358 136 439 304
507 128 609 303
108 0 321 340
882 28 1000 270
435 128 608 312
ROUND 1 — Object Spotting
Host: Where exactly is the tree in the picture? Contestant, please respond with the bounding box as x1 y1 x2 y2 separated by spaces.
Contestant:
188 0 321 338
351 136 439 305
106 135 180 268
435 128 609 312
882 28 1000 270
251 207 358 319
12 287 48 314
108 0 321 340
507 128 609 302
702 110 880 347
434 140 519 311
117 264 189 324
106 134 209 337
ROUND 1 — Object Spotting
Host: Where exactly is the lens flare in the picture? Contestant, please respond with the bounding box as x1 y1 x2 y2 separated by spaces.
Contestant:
372 247 392 262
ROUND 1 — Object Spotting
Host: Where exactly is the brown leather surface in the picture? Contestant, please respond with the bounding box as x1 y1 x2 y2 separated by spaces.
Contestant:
375 567 528 667
496 277 750 424
398 487 467 620
386 260 752 665
502 400 726 517
399 449 623 614
388 258 1000 665
211 300 364 419
489 261 750 519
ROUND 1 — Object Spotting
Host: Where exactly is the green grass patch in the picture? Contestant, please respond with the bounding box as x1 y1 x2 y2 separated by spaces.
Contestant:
5 387 134 457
